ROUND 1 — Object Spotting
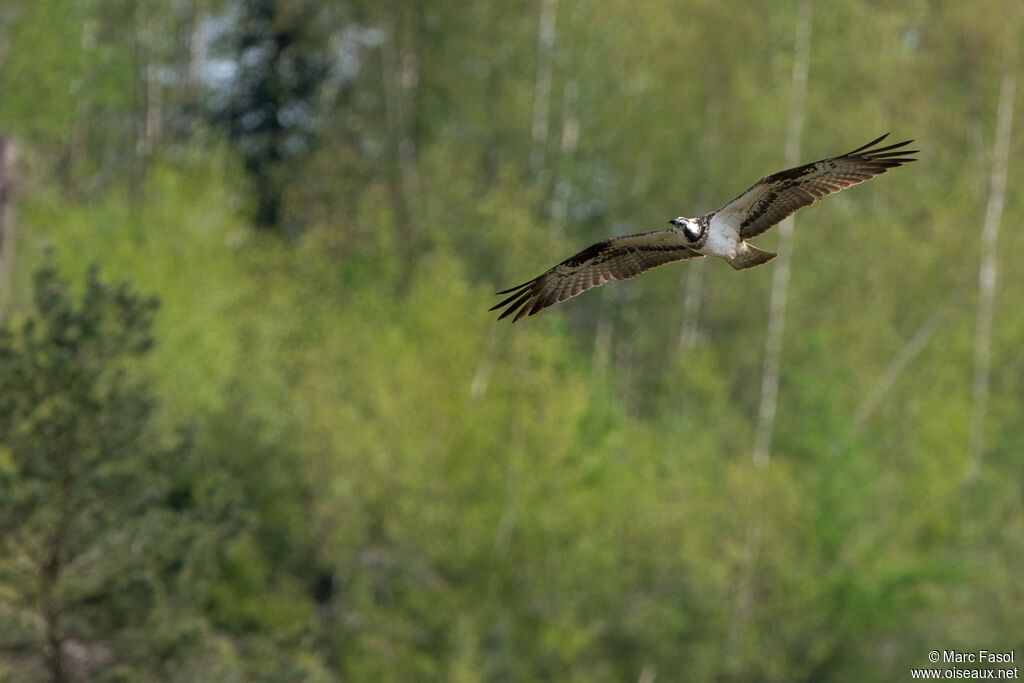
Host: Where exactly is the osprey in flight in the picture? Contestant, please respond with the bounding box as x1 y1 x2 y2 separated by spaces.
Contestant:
492 134 916 322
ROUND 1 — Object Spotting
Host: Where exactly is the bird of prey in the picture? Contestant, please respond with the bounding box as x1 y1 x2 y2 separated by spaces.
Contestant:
491 134 917 322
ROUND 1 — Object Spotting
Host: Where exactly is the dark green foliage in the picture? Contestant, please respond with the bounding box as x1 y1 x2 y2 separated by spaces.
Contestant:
1 1 1023 681
211 0 331 233
0 258 235 682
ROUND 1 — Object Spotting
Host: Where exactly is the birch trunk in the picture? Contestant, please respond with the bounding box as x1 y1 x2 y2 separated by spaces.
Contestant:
852 310 945 430
752 0 812 469
965 72 1016 480
678 76 723 353
186 0 209 107
133 6 163 182
825 306 945 458
381 2 421 287
530 0 558 175
726 1 811 666
549 78 579 238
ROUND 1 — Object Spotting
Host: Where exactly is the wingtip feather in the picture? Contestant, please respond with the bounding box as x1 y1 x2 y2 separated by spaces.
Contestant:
494 278 535 295
847 133 890 155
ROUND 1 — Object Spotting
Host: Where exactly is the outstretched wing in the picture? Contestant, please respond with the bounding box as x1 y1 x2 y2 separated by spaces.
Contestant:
714 134 917 240
491 229 703 322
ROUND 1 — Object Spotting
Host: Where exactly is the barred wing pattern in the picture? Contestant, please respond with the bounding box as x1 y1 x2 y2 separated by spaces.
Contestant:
490 229 703 322
716 134 917 240
492 134 917 322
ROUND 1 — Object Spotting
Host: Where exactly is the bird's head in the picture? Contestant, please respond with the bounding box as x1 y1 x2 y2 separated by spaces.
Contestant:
669 217 702 243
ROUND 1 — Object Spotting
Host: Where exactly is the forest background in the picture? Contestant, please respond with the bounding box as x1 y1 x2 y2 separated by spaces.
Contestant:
0 1 1022 681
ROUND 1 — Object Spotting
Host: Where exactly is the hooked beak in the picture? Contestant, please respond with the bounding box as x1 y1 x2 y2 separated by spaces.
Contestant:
668 219 682 227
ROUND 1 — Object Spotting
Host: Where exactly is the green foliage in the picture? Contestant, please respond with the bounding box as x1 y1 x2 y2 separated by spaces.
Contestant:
210 0 335 232
0 258 237 682
2 0 1023 681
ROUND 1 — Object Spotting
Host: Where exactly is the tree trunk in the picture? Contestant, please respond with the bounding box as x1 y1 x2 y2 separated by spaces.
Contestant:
824 305 948 457
530 0 558 176
852 309 946 431
678 72 723 353
185 0 209 110
549 78 578 239
0 1 23 67
726 1 812 668
381 2 421 289
132 5 163 189
752 0 812 469
41 499 71 683
0 136 18 316
965 71 1016 481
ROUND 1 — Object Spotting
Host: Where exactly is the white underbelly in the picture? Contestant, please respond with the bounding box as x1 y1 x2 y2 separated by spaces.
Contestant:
701 222 740 259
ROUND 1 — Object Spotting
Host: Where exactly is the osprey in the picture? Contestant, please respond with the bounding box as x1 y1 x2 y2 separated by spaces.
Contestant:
492 134 917 322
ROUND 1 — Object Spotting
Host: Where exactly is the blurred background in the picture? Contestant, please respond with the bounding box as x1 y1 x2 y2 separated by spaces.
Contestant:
1 0 1022 681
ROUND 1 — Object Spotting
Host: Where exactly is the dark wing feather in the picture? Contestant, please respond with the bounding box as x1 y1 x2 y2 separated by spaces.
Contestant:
714 134 918 240
491 229 703 322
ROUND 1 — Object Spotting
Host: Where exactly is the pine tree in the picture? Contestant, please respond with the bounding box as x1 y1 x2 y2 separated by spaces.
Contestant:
0 257 236 682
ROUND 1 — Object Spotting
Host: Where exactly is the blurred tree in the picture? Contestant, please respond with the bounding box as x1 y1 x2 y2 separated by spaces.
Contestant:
3 1 1024 681
0 258 236 682
965 70 1016 480
0 136 17 312
212 0 330 234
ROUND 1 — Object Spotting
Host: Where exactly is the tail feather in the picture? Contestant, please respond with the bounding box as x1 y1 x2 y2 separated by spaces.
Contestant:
728 242 777 270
